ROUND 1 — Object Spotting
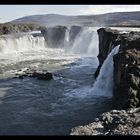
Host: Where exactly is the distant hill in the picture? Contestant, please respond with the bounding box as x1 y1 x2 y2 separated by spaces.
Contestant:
10 11 140 27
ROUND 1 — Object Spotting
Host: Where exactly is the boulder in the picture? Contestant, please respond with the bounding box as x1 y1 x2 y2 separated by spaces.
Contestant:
36 72 53 80
15 68 53 80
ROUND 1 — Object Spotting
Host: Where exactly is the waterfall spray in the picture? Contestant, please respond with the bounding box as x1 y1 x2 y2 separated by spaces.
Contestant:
70 27 99 57
92 45 120 97
0 35 46 54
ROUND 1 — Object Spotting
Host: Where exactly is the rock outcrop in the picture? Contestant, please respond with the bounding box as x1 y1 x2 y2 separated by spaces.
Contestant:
95 28 140 109
41 26 67 48
0 23 40 35
113 32 140 109
71 107 140 135
15 68 53 80
94 28 121 78
69 25 82 45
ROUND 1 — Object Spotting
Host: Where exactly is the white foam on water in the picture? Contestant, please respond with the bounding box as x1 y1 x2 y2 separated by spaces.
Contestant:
65 45 120 99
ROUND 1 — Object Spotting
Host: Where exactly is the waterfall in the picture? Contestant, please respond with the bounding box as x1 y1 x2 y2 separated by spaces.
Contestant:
92 45 120 97
65 27 70 43
0 34 46 54
64 27 70 51
0 26 99 57
70 27 99 57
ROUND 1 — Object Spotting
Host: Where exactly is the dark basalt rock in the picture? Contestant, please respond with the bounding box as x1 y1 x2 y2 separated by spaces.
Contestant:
15 68 53 80
95 28 140 109
36 72 53 80
71 107 140 135
71 28 140 135
113 36 140 109
69 25 82 45
41 25 67 48
95 28 121 78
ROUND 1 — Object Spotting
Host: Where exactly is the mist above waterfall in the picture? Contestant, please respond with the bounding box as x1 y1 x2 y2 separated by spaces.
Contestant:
70 27 99 57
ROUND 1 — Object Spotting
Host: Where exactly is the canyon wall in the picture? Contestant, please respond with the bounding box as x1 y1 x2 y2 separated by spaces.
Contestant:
95 28 140 109
113 32 140 109
94 28 121 78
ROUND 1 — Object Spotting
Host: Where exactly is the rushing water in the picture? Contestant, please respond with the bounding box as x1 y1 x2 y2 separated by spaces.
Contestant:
0 27 114 135
92 45 120 97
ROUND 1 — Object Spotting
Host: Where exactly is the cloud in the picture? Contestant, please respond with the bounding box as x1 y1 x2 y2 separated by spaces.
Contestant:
79 5 140 15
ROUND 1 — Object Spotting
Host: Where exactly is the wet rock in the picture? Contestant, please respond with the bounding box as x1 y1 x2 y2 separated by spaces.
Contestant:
69 25 82 45
15 68 53 80
95 28 121 78
113 36 140 109
71 107 140 135
18 75 24 79
96 28 140 109
36 72 53 80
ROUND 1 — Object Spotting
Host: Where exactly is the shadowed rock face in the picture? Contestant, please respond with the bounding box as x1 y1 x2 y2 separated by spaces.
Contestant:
94 28 121 78
41 26 67 48
69 26 82 45
113 35 140 109
95 28 140 109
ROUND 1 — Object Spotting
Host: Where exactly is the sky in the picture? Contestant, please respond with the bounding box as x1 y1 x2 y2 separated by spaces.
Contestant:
0 5 140 23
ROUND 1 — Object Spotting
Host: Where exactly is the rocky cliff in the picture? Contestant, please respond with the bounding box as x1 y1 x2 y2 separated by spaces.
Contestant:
94 28 121 78
95 28 140 109
113 32 140 109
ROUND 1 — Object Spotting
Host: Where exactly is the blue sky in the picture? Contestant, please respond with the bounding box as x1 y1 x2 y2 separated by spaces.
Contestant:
0 5 140 23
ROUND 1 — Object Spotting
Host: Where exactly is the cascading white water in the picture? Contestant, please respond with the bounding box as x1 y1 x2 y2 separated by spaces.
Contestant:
70 27 99 57
0 34 46 54
64 27 70 51
65 27 70 43
0 27 99 57
65 45 120 99
92 45 120 97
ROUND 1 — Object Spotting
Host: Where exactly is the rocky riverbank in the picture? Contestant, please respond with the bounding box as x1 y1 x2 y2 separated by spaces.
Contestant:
0 23 41 35
71 28 140 135
71 107 140 135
